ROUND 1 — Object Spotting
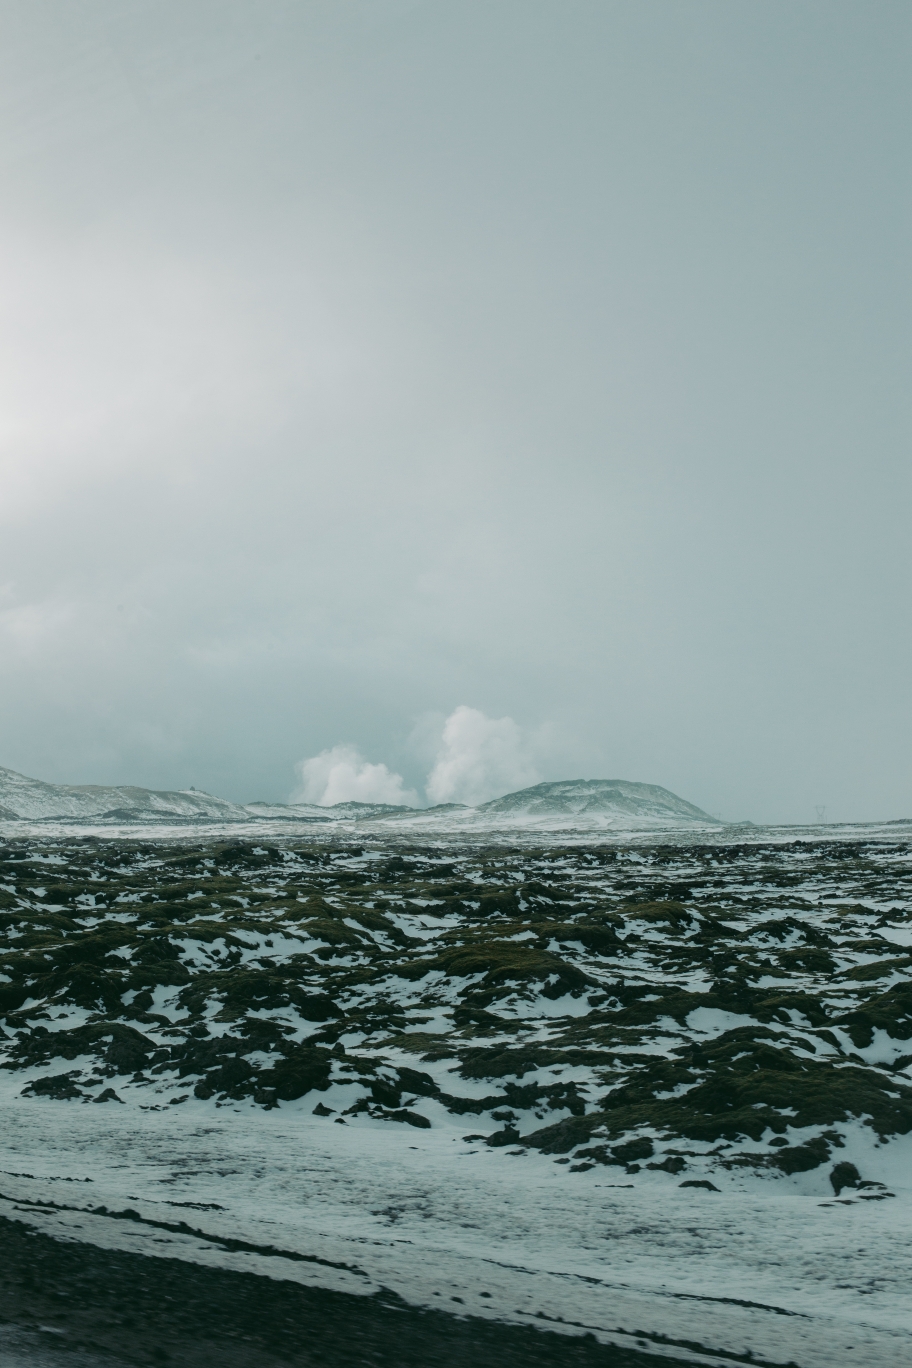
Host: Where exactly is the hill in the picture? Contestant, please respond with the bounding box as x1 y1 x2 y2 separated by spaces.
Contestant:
0 764 247 823
476 778 714 826
0 764 715 830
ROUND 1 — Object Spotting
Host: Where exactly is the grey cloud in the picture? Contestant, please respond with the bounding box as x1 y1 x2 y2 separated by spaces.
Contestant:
0 1 908 823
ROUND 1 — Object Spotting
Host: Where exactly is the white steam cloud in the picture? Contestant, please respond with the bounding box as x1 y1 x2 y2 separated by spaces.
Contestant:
425 706 539 807
292 744 419 808
292 706 539 809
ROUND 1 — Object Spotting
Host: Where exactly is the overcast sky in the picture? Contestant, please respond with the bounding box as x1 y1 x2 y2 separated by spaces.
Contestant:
0 1 908 822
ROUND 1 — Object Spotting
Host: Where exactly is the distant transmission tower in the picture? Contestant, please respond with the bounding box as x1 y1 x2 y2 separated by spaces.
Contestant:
815 805 826 822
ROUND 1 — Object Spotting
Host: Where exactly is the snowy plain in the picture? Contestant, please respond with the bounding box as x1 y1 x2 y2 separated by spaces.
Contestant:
1 816 911 1368
2 1093 912 1368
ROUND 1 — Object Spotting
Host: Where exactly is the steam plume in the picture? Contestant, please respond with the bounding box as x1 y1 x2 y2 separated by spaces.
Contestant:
292 706 539 809
425 705 539 807
292 745 419 807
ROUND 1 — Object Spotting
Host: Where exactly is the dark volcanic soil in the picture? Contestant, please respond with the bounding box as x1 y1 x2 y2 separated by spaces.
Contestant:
0 1215 700 1368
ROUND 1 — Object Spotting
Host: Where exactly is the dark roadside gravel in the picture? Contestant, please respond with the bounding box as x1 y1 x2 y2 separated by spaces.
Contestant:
0 1214 706 1368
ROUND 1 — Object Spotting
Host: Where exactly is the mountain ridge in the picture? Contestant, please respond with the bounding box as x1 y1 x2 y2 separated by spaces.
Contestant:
477 778 713 823
0 763 717 829
0 765 247 823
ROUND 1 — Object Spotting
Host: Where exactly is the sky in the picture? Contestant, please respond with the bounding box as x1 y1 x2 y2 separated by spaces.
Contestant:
0 0 909 822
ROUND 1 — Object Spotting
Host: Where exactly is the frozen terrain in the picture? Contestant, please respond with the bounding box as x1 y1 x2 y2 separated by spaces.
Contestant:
0 765 720 832
1 824 911 1366
0 764 252 823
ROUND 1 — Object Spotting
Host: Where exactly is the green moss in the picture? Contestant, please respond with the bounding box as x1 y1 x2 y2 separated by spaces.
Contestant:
2 831 910 1148
257 1046 333 1100
835 982 912 1047
526 1030 912 1148
378 1032 455 1059
6 1022 154 1071
623 902 692 931
842 958 912 982
773 1136 831 1174
777 947 838 975
22 1071 85 1099
458 1044 556 1079
405 942 593 1002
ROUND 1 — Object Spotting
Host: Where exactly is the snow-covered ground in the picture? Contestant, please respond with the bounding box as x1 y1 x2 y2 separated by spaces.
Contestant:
2 1093 911 1368
1 811 908 843
1 822 911 1367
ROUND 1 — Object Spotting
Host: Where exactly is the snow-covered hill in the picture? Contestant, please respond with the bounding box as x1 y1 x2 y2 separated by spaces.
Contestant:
475 778 715 826
0 765 718 830
0 765 247 823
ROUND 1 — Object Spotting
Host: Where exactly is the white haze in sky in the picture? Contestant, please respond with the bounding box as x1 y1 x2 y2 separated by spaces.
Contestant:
0 2 908 824
295 706 538 808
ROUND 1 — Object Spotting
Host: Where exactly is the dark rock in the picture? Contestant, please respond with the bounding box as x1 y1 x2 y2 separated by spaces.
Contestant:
830 1161 862 1195
486 1124 521 1147
773 1136 831 1174
647 1155 686 1174
23 1072 84 1099
390 1109 431 1129
611 1137 654 1163
259 1046 332 1101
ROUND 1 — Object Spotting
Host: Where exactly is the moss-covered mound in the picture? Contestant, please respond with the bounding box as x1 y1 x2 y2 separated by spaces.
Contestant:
0 832 910 1171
